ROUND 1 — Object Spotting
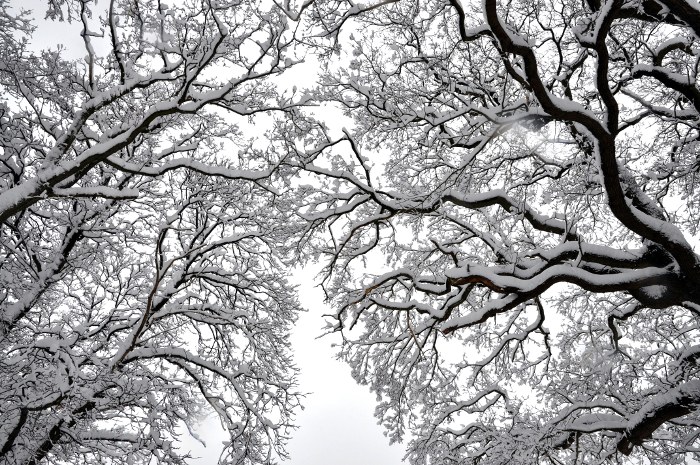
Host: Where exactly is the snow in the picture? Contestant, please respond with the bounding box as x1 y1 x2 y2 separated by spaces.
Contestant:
52 187 140 199
633 64 696 86
627 380 700 430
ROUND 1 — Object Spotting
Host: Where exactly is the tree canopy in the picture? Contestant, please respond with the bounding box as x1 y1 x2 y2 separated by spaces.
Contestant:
0 0 302 463
300 0 700 463
2 0 700 464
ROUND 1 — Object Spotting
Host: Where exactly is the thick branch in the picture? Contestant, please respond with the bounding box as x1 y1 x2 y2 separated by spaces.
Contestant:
617 380 700 454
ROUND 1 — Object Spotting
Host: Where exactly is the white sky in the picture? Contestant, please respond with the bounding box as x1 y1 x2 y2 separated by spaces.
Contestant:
287 266 406 465
181 265 407 465
13 1 407 463
180 266 408 465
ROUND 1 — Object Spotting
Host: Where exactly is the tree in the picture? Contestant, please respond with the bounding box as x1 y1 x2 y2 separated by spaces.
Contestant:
0 0 304 463
299 0 700 463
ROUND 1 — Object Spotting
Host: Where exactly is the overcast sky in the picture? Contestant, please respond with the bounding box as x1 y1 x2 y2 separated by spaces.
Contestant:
15 1 407 463
182 265 407 464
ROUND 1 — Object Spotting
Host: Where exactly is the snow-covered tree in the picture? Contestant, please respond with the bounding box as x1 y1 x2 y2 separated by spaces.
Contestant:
300 0 700 463
0 1 303 463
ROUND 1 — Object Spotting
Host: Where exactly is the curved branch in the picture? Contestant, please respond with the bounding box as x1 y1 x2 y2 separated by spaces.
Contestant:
617 380 700 454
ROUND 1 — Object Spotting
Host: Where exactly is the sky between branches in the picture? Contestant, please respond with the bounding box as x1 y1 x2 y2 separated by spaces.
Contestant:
13 1 406 462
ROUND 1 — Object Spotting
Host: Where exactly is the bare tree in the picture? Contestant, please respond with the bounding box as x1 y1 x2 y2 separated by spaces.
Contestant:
0 0 303 463
299 0 700 463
